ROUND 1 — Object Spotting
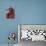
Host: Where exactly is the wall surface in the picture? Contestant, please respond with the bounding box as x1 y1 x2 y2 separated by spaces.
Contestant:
0 0 18 44
16 0 46 24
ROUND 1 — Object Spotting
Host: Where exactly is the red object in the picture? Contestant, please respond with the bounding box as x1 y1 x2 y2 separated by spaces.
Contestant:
6 7 15 19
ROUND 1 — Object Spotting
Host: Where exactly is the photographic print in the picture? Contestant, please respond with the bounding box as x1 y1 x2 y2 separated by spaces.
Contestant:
18 24 46 46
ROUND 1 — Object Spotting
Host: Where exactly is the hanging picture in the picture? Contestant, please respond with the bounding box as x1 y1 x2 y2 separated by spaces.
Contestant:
6 7 15 19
